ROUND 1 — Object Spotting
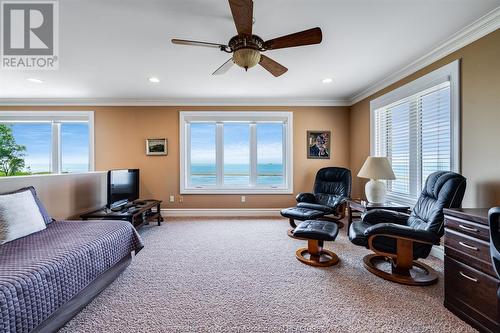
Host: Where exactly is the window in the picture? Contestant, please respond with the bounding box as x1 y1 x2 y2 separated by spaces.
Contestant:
370 60 460 204
61 122 91 173
180 111 293 194
0 111 94 177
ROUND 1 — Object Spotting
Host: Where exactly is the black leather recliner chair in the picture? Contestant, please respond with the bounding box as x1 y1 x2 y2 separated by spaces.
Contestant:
281 167 351 235
489 207 500 298
349 171 466 286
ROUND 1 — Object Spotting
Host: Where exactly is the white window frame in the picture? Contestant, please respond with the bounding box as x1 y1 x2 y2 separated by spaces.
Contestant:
369 60 461 205
180 111 293 194
0 111 95 175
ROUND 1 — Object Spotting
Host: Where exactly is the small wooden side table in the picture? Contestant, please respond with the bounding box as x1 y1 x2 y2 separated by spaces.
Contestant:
347 199 411 231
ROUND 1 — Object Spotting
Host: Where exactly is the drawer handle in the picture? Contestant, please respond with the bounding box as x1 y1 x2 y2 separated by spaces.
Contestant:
458 224 479 233
459 271 478 283
458 241 478 251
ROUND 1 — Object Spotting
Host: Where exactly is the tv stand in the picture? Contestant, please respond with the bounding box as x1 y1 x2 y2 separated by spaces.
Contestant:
80 199 163 229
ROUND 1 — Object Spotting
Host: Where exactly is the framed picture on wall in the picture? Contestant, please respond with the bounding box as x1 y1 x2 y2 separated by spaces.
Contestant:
307 130 330 159
146 138 167 156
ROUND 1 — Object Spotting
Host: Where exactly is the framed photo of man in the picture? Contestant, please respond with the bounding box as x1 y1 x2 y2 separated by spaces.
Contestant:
307 131 330 159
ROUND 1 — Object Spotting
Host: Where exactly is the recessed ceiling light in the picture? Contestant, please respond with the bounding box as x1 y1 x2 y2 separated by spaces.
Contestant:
148 77 160 83
322 78 333 84
27 78 43 83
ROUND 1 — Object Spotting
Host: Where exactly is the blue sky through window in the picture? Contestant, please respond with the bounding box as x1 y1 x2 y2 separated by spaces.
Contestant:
62 123 89 173
224 123 249 185
189 122 284 186
257 123 283 185
5 122 89 174
190 123 216 185
10 123 51 173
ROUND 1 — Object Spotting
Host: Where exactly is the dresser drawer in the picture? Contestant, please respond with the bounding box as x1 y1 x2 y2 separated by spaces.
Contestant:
445 215 490 241
445 245 497 277
445 257 500 331
445 228 491 264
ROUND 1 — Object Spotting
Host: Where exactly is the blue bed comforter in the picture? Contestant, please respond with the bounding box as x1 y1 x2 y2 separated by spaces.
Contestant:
0 221 143 333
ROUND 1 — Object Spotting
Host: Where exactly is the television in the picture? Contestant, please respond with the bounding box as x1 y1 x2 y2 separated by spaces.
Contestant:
107 169 140 209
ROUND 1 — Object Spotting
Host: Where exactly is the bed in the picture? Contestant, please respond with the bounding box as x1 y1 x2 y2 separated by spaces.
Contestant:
0 220 143 333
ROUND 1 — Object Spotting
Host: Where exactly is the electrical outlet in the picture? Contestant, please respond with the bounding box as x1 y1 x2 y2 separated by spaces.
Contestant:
179 196 184 203
169 195 175 203
241 196 246 203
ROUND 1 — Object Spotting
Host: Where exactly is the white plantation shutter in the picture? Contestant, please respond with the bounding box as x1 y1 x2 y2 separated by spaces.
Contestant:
373 81 453 203
420 84 451 182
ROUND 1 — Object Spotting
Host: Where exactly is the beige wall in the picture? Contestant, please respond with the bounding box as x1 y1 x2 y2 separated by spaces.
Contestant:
0 106 350 209
349 29 500 207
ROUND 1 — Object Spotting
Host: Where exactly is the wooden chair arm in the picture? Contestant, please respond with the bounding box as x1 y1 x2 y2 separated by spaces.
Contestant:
367 233 437 259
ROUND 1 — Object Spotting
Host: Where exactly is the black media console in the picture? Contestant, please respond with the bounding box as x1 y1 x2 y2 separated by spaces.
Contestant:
80 199 163 229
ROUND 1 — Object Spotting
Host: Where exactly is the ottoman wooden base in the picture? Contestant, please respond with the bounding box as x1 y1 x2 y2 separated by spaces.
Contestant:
295 240 339 267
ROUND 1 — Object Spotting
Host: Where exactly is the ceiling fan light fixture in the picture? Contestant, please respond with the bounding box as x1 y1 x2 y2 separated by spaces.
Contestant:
171 0 322 77
233 48 261 71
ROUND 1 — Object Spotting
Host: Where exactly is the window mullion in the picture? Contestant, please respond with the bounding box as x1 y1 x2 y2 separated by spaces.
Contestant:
216 122 224 188
249 123 257 187
51 121 61 174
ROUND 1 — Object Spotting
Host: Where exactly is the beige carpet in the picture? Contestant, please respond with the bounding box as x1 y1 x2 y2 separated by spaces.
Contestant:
61 218 476 333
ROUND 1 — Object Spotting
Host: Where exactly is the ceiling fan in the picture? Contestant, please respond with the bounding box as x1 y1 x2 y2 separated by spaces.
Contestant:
171 0 322 77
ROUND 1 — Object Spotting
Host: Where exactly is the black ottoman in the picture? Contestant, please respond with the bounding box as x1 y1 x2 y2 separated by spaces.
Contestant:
280 207 325 237
292 220 340 267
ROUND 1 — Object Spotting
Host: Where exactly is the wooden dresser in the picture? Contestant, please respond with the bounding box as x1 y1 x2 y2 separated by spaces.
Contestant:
444 208 499 332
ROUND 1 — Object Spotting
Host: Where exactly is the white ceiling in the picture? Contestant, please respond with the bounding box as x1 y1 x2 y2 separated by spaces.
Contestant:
1 0 499 104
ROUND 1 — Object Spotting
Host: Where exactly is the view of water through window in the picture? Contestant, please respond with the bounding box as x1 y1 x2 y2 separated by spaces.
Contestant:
61 123 90 173
189 122 284 187
257 123 283 186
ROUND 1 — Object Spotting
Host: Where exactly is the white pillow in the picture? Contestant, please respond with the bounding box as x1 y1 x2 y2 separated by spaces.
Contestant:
0 189 47 245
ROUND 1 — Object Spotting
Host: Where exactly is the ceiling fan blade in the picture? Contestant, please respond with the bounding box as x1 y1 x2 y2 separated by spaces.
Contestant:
171 39 227 49
212 58 234 75
228 0 253 36
259 55 288 77
264 27 322 50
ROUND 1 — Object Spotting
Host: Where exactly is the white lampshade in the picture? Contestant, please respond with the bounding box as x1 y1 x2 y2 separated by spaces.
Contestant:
357 157 396 180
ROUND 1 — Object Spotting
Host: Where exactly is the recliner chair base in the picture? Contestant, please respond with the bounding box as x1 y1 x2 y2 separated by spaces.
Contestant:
363 254 438 286
296 240 339 267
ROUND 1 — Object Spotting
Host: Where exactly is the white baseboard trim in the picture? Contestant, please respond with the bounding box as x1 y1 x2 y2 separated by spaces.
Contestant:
430 245 444 260
161 208 282 217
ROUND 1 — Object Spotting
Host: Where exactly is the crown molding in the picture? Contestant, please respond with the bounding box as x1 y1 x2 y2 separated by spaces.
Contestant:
0 97 351 107
349 6 500 105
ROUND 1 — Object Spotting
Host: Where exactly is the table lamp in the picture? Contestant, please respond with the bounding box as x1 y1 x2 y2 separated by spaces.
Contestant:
357 157 396 203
